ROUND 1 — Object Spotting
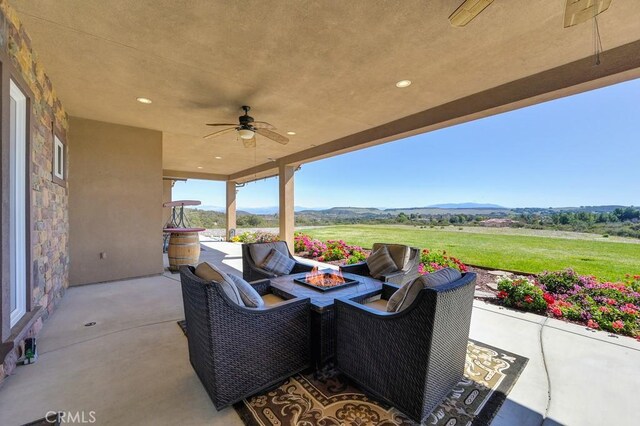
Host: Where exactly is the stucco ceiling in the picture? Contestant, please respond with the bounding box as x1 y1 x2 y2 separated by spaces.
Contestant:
10 0 640 181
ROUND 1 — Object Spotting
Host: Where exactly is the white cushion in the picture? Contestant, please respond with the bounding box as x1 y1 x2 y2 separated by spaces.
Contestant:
194 262 244 306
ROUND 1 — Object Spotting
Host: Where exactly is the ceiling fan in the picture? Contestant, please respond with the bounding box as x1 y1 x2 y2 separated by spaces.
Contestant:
204 106 289 148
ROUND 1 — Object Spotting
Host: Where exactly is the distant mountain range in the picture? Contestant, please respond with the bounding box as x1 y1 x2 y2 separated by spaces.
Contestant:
198 205 316 214
426 203 505 209
196 203 505 214
191 203 631 216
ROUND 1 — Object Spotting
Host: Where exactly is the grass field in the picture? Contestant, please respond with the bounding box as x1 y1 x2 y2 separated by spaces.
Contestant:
302 225 640 282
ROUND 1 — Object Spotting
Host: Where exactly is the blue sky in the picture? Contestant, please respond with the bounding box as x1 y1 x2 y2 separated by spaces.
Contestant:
173 78 640 209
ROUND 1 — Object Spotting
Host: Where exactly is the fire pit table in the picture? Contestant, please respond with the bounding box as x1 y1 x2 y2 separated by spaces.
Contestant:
269 269 385 369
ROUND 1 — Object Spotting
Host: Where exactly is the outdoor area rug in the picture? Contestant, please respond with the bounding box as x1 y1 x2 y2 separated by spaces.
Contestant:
177 321 527 425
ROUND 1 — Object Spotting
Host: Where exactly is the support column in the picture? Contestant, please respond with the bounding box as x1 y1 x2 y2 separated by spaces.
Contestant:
161 179 174 227
226 180 237 241
279 165 295 250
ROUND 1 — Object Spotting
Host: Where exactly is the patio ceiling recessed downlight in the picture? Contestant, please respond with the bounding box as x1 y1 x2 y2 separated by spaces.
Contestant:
136 97 152 104
214 156 222 160
287 131 296 135
395 80 412 88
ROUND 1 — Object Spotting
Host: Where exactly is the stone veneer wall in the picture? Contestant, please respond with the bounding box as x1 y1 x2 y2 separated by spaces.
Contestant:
0 1 69 382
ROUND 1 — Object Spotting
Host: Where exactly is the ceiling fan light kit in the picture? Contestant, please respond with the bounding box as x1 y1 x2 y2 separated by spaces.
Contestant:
449 0 494 27
238 128 255 139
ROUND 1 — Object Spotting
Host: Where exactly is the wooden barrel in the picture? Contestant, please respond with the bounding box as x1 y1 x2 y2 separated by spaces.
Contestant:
167 232 200 272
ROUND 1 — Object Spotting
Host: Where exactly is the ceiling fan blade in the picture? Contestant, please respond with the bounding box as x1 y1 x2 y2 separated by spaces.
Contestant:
253 121 275 130
242 136 257 149
256 128 289 145
206 123 237 127
203 127 236 139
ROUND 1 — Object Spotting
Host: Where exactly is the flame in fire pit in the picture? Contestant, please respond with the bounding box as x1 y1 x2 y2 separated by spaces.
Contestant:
305 266 346 287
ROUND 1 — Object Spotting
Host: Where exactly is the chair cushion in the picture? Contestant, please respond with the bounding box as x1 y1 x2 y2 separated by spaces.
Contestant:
194 262 245 306
228 274 264 308
249 241 290 266
261 248 296 275
372 243 410 270
366 245 398 279
386 268 462 312
262 293 286 306
364 298 388 312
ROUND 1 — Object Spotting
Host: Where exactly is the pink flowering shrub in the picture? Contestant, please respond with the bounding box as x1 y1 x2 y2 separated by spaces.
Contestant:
293 233 366 265
419 249 468 274
495 268 640 338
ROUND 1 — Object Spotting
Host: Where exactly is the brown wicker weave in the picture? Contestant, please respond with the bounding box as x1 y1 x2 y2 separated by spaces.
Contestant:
340 244 421 285
242 242 314 282
334 272 477 423
179 266 311 410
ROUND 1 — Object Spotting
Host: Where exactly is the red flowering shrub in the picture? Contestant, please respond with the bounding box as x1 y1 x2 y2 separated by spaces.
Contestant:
496 277 548 313
419 249 467 274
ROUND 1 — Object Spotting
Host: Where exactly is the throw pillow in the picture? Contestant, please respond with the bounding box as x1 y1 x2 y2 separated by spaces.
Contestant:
228 274 265 308
386 267 462 312
366 245 398 279
194 262 245 306
249 242 289 266
261 248 296 275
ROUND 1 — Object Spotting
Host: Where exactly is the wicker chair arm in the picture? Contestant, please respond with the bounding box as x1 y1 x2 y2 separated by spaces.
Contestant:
381 282 402 300
291 261 315 273
379 270 407 285
249 279 272 296
340 262 370 277
248 264 278 279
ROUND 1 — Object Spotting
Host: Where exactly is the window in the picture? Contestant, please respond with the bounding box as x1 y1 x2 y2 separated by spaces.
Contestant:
52 133 66 186
9 79 27 328
53 135 65 180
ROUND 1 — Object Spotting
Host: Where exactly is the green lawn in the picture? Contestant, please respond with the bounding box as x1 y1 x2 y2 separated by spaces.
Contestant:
302 225 640 282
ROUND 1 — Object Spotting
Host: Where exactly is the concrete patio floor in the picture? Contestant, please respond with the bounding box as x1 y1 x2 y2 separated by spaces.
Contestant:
0 241 638 425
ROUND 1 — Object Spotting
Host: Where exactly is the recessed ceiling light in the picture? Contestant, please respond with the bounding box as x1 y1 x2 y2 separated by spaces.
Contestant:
214 156 222 160
287 131 296 135
310 144 317 147
395 80 412 88
197 166 203 169
136 97 152 104
267 157 276 162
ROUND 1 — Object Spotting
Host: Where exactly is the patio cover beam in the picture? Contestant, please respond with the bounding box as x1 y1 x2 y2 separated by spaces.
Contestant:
163 169 228 181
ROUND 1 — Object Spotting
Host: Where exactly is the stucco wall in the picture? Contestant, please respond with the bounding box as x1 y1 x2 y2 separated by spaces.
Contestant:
68 117 163 285
0 0 69 382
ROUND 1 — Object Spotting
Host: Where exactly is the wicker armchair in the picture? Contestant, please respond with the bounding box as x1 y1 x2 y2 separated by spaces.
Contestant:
334 272 477 423
242 241 314 281
340 243 420 285
179 265 311 410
